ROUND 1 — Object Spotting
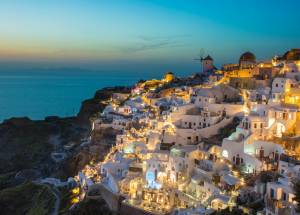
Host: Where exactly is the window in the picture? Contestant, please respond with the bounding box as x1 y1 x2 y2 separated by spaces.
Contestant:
283 192 287 201
260 123 263 128
283 112 288 120
270 188 275 198
254 123 257 129
275 83 278 87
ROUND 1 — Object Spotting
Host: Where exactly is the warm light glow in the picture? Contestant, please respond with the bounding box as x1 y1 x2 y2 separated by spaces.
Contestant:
71 197 79 204
72 187 80 195
222 150 228 158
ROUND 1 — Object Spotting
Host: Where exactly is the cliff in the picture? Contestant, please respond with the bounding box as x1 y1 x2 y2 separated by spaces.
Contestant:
77 86 131 125
0 86 131 215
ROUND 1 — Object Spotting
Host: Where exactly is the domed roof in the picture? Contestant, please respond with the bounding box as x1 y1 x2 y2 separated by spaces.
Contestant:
281 49 300 61
239 51 256 64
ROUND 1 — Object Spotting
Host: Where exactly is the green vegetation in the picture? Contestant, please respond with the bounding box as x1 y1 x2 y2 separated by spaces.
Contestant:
0 171 16 190
58 187 77 214
0 182 56 215
217 117 241 140
203 117 241 146
68 199 112 215
246 201 264 213
0 118 54 174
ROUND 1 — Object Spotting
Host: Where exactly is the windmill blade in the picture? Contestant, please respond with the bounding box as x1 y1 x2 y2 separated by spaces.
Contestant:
199 48 205 58
193 48 205 62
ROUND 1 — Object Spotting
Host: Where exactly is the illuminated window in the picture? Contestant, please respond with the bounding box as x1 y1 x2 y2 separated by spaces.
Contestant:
222 150 229 158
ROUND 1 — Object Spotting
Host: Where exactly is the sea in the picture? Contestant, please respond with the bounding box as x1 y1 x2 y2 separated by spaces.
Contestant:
0 69 194 122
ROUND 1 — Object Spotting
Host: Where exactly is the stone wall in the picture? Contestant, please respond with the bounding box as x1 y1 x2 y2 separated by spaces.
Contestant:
97 184 123 212
207 103 244 117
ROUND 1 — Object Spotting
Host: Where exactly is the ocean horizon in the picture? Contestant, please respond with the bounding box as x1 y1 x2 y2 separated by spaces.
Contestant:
0 68 194 122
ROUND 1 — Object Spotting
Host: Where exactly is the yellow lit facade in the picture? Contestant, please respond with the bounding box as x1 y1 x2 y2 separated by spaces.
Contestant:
164 72 174 82
225 68 254 78
284 88 300 107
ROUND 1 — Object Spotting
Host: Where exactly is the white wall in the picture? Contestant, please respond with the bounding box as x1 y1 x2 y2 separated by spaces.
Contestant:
207 103 244 117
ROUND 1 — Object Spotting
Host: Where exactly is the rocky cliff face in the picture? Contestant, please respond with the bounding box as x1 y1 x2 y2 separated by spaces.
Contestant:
0 117 57 175
0 86 130 184
77 86 131 125
0 86 131 214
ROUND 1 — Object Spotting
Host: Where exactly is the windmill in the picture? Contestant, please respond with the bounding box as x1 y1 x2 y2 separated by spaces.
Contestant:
194 48 206 73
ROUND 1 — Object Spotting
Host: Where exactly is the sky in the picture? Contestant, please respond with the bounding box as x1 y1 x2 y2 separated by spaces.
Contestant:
0 0 300 73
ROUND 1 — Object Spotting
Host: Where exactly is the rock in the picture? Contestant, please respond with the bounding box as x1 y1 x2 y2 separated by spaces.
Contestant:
0 86 125 213
2 117 32 127
44 116 61 122
15 169 42 182
77 87 131 126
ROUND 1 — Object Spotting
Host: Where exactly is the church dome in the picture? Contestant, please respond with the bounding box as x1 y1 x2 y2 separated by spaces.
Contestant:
239 51 256 64
281 49 300 61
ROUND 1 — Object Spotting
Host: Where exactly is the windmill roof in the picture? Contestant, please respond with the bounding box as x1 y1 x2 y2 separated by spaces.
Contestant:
203 55 213 61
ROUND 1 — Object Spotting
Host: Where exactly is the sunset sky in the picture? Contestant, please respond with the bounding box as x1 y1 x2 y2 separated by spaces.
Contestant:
1 0 300 72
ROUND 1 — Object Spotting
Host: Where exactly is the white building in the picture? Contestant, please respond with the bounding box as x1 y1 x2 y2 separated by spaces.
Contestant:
265 177 296 215
270 78 297 104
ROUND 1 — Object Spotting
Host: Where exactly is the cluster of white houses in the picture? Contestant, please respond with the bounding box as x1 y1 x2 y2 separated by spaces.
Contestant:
84 49 300 215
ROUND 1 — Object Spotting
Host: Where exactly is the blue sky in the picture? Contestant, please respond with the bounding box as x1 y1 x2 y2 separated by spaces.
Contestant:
0 0 299 72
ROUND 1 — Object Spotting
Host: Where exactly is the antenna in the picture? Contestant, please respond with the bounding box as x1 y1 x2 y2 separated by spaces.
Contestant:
193 48 206 73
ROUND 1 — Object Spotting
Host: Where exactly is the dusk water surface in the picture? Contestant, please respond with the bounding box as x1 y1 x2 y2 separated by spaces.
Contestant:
0 69 193 122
